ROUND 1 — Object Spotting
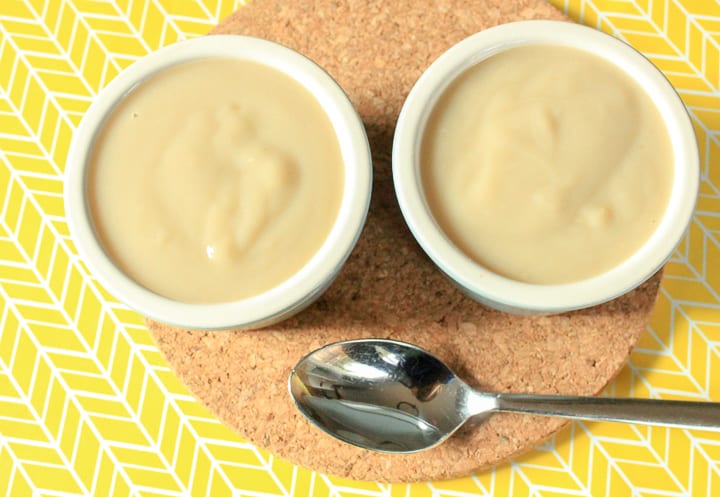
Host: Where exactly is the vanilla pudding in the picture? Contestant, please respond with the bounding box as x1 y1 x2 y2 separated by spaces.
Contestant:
89 58 344 303
421 45 674 284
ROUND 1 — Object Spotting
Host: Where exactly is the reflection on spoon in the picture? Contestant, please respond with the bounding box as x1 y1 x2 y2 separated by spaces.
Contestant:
289 339 720 453
297 396 442 452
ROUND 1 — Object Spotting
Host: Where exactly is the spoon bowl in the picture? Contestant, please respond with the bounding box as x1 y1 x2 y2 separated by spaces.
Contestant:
289 339 720 453
289 338 483 452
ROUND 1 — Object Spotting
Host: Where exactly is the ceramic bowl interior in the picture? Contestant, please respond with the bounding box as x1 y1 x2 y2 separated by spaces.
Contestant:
392 20 699 314
65 35 372 329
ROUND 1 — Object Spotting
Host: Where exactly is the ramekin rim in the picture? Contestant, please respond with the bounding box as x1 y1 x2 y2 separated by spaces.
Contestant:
392 20 699 312
65 35 372 329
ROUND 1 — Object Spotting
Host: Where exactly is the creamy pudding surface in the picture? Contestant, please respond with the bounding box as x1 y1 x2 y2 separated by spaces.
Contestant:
89 58 344 303
421 45 674 284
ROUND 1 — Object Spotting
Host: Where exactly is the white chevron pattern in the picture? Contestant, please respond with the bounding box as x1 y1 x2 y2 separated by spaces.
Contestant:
1 0 719 496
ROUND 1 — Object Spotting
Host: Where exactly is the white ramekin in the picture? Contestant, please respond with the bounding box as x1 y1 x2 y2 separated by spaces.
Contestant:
393 20 699 315
65 35 372 330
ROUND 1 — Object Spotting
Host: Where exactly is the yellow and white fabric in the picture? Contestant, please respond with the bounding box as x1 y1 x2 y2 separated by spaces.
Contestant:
0 0 719 495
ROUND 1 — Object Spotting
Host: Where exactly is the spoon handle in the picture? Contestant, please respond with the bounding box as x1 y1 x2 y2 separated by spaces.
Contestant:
494 394 720 430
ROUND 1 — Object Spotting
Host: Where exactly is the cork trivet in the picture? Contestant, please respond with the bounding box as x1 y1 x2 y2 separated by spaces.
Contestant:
148 0 662 482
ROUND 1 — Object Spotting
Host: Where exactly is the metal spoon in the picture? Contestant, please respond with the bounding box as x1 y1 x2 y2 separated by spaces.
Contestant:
288 338 720 453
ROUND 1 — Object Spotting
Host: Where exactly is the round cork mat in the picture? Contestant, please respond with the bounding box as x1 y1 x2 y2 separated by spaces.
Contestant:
148 0 662 483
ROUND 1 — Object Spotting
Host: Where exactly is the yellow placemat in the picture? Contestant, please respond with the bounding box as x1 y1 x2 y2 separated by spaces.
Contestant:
0 0 718 495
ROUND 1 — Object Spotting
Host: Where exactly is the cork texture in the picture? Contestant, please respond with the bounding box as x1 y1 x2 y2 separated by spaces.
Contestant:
148 0 662 482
